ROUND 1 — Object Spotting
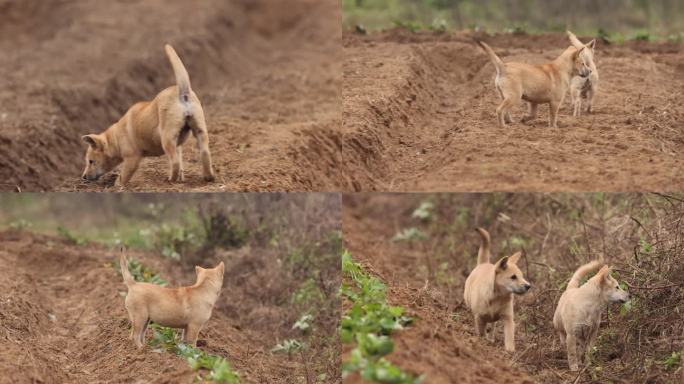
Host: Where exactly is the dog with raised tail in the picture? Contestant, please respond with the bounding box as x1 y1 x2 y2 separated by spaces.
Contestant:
477 40 591 128
464 227 531 352
553 261 629 371
81 44 215 186
119 248 224 348
566 31 599 117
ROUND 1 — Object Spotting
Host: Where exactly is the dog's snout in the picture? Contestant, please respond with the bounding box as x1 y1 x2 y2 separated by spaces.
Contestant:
524 283 531 291
82 175 87 180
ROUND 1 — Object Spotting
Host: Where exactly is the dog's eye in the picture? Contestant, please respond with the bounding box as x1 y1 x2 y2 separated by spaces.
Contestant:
89 160 94 165
511 275 517 280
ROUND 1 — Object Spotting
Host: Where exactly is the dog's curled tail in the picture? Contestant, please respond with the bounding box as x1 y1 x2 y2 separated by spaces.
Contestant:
567 260 602 290
164 44 192 103
475 227 491 264
476 41 505 76
120 247 135 287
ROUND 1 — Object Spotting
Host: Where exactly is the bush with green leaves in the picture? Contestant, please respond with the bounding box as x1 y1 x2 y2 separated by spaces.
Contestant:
57 226 88 246
341 251 422 383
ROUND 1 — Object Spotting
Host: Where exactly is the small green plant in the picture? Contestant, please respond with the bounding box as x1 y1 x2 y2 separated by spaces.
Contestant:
9 219 32 230
293 314 314 333
633 30 651 41
153 223 200 260
639 237 653 254
272 339 306 356
412 201 434 220
660 349 683 369
150 324 240 383
117 258 167 286
393 20 423 33
391 228 428 242
505 25 527 35
57 226 88 246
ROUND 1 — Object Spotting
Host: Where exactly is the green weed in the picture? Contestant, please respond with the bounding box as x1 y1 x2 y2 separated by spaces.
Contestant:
9 219 32 230
57 226 88 246
150 324 240 383
391 228 428 242
341 251 421 383
116 258 167 286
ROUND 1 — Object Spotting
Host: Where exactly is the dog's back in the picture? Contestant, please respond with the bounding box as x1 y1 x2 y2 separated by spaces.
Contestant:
553 260 602 331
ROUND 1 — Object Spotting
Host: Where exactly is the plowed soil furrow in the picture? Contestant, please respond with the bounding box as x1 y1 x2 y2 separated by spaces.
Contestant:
0 231 296 384
342 195 535 384
0 0 341 192
343 31 684 192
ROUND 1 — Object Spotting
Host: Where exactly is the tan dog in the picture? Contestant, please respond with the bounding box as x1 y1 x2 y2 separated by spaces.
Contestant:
567 31 598 117
120 251 224 348
464 228 531 351
553 261 629 371
82 45 215 186
477 40 592 128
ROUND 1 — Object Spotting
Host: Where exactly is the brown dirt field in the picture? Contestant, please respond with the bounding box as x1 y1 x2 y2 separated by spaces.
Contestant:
343 30 684 192
342 194 535 384
342 193 684 384
0 0 341 192
0 230 318 383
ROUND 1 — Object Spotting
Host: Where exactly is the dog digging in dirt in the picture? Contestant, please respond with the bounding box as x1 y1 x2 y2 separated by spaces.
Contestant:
120 249 224 348
81 45 215 187
476 39 592 128
566 31 599 117
464 227 531 352
553 261 629 371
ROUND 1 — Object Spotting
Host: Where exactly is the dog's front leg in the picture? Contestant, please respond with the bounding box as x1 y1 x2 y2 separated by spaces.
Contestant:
475 315 486 337
117 157 142 187
503 317 515 352
549 100 561 128
522 102 538 123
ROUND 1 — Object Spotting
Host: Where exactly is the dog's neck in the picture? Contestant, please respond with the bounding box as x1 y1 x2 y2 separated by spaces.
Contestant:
552 47 578 84
192 274 222 299
102 127 124 162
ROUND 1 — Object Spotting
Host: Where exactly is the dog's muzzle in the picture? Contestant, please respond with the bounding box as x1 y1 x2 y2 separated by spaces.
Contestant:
82 173 102 182
579 68 592 78
514 284 531 295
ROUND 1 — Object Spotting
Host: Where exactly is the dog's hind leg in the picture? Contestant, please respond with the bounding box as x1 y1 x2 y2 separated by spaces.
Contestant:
566 333 579 371
189 109 215 182
162 136 181 182
131 314 148 348
496 99 514 128
176 147 185 182
475 315 486 337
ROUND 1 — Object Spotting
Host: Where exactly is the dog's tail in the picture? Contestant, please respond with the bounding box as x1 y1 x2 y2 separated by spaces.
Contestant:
120 247 135 287
476 41 505 76
475 227 491 264
567 260 602 290
164 44 192 103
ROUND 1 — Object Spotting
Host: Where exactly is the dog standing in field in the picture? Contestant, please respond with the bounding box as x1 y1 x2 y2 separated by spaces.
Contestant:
477 40 592 128
566 31 599 117
81 44 215 186
553 261 629 371
120 250 224 347
464 227 531 352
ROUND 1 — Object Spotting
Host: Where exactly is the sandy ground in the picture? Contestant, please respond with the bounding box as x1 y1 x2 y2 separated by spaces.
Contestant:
343 30 684 192
0 0 341 192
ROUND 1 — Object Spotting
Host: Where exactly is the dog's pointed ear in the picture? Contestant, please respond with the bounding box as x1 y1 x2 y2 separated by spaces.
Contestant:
195 266 202 275
82 134 102 150
595 265 611 283
586 39 596 51
573 46 586 59
496 256 509 270
566 30 584 48
509 251 522 265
